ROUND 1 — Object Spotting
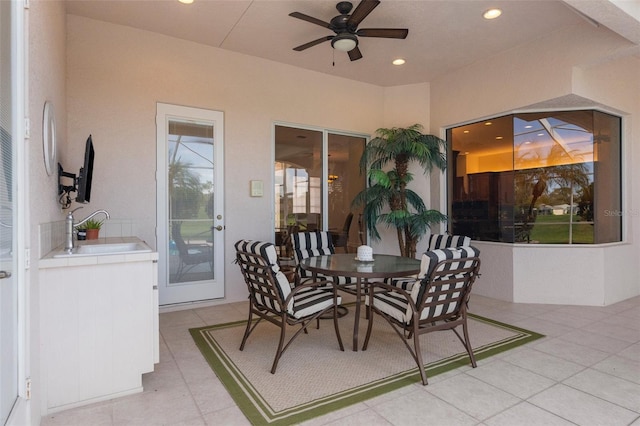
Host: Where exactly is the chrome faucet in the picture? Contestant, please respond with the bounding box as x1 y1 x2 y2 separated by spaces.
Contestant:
64 207 110 253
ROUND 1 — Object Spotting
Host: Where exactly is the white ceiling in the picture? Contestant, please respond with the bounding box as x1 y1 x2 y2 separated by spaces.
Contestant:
65 0 640 87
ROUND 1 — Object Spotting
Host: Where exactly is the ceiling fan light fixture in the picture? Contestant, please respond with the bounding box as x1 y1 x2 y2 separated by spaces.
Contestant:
331 34 358 52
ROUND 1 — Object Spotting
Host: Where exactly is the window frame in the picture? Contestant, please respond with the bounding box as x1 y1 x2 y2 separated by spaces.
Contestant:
446 108 623 245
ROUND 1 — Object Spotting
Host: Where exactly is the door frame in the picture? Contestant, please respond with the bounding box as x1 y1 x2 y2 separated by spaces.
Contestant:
5 0 29 424
272 121 369 234
156 103 225 306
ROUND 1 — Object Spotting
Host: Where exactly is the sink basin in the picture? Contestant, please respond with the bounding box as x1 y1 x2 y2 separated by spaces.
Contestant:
77 242 150 254
53 242 152 258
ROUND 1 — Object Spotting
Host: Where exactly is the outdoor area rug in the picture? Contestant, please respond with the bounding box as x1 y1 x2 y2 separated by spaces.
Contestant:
190 306 544 426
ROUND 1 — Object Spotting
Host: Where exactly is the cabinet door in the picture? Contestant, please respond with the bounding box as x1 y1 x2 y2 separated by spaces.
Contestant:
41 261 154 411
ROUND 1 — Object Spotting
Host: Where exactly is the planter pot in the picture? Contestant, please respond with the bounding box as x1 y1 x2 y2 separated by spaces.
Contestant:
86 229 100 240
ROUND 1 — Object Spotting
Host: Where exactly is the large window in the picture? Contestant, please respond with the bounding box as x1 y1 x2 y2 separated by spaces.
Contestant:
448 110 621 244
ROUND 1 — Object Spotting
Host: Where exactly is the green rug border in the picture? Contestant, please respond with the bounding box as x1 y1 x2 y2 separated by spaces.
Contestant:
189 311 544 426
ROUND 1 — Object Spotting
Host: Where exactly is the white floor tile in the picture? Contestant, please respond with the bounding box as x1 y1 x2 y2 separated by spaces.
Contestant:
532 337 610 366
374 388 477 425
528 384 638 426
425 374 520 421
484 401 574 426
501 347 585 381
592 355 640 384
40 295 640 426
556 329 632 354
466 359 556 399
563 368 640 412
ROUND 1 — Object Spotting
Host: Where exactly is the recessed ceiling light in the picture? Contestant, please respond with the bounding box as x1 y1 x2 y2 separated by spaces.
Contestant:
179 0 194 4
392 58 406 66
483 8 502 20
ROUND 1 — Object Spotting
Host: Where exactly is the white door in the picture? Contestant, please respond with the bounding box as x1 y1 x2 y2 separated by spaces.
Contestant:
156 104 224 305
0 0 18 422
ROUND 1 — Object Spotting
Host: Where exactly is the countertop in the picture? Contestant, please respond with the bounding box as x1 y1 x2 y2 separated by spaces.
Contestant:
40 236 158 269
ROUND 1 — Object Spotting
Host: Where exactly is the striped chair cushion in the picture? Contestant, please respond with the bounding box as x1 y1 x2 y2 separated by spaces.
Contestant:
292 235 358 290
370 246 480 324
290 286 342 319
384 234 471 290
235 240 292 310
298 253 358 290
427 234 471 250
292 231 335 279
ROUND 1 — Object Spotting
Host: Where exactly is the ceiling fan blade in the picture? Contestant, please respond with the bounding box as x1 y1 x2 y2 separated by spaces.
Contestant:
356 28 409 39
289 12 331 29
293 36 333 51
348 46 363 61
347 0 380 29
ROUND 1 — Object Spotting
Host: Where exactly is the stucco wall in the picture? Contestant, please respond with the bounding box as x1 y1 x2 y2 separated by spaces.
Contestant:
65 15 432 305
28 0 67 421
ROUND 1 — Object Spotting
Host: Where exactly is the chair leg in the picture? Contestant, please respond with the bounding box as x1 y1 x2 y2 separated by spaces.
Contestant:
362 303 374 351
333 302 344 352
239 306 255 351
271 316 288 374
461 318 477 368
413 323 429 385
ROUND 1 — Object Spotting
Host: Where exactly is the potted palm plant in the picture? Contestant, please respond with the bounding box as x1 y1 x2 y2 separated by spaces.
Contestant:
82 218 103 240
352 124 447 258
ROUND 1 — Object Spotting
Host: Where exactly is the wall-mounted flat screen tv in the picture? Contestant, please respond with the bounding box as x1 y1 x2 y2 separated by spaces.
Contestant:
76 135 94 203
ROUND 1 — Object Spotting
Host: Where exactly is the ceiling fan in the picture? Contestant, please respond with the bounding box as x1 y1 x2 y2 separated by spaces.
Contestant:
289 0 408 61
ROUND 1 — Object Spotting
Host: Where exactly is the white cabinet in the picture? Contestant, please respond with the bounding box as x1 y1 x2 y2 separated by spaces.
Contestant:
40 246 158 413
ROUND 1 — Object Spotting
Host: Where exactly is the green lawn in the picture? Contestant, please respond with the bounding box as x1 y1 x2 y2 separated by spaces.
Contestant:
529 214 593 243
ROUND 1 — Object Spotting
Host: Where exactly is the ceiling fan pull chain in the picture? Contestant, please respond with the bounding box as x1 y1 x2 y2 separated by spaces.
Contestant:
332 49 335 67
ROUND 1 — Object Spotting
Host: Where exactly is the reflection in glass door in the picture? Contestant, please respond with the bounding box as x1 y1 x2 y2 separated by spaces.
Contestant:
157 104 224 305
274 125 366 257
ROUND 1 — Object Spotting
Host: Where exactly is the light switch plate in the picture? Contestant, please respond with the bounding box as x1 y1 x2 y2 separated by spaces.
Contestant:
250 180 263 197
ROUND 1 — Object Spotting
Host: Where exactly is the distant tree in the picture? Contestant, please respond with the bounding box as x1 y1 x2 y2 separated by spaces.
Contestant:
169 160 203 220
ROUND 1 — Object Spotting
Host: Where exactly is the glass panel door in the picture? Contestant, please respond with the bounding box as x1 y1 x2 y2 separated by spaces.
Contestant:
157 104 224 305
274 125 366 257
0 0 17 421
327 132 366 252
274 127 323 259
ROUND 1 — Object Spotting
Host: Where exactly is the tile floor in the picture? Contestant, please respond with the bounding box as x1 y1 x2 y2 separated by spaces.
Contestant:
41 294 640 426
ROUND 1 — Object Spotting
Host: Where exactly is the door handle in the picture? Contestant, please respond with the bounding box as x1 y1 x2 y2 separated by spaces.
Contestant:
0 270 11 279
215 225 224 231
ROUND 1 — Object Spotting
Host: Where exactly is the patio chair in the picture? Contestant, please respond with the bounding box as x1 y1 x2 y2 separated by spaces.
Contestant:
363 246 481 385
291 231 358 294
234 240 344 373
386 234 472 290
171 222 213 281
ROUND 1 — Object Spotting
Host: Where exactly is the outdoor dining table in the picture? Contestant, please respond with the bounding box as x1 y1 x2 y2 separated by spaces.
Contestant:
299 253 421 351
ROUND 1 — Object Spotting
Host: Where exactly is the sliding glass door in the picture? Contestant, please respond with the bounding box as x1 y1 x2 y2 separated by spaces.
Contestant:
274 124 366 256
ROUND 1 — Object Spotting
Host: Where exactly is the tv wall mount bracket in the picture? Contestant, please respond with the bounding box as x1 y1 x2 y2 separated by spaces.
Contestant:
58 162 78 209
